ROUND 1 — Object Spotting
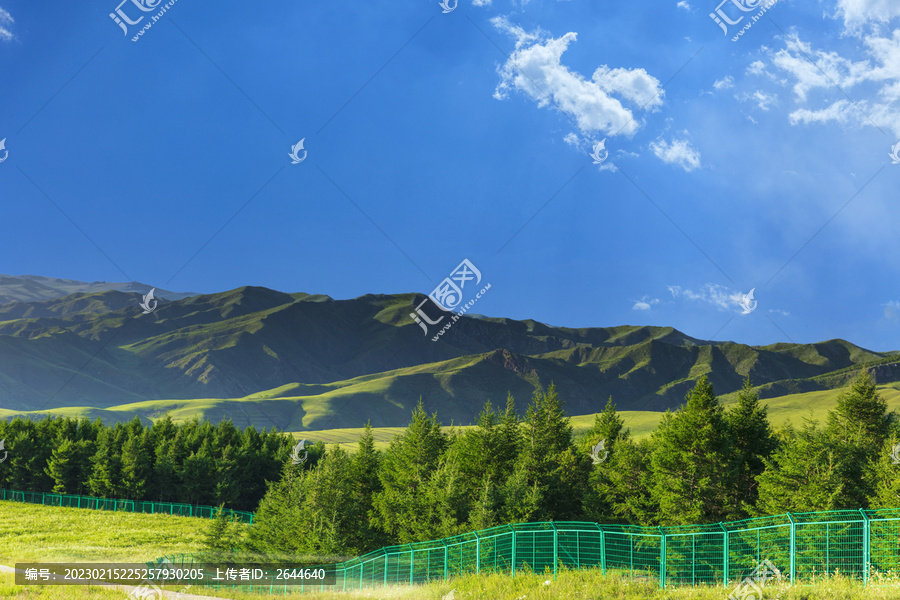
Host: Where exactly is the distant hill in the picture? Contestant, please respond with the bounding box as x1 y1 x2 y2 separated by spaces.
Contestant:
0 284 897 430
0 274 196 305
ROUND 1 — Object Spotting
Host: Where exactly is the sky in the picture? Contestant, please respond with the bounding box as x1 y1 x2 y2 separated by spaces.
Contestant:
1 0 899 352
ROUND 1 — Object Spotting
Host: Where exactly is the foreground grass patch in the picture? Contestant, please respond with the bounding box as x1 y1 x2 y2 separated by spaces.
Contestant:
0 500 240 564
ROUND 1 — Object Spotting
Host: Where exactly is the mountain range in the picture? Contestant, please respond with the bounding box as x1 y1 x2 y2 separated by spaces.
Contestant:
0 279 897 431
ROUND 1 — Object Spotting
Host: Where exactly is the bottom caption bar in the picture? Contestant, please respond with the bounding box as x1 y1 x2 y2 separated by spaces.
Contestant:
14 563 337 587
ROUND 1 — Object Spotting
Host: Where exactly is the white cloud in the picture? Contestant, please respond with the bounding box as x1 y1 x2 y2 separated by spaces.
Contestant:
883 300 900 321
677 1 691 10
491 17 664 138
772 35 874 102
770 31 900 137
668 284 756 312
713 75 734 90
768 308 791 317
632 297 660 311
737 90 778 111
563 132 579 146
0 7 14 42
836 0 900 34
747 60 767 76
473 0 492 6
649 138 701 171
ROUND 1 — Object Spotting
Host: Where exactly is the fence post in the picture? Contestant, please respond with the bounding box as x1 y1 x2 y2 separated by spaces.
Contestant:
658 526 666 589
442 540 448 581
597 524 605 576
508 525 516 578
786 512 795 585
719 522 729 588
474 531 480 575
859 509 870 586
383 548 388 587
551 522 558 579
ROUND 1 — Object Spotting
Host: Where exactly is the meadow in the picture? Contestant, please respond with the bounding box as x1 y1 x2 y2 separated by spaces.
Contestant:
2 500 900 599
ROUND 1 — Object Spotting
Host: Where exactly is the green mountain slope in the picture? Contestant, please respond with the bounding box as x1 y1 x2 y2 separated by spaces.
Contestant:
0 285 896 429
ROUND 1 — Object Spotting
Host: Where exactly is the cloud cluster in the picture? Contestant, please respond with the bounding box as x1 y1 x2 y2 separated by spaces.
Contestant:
649 138 701 171
667 284 751 312
836 0 900 34
762 28 900 137
0 7 14 42
491 16 664 138
632 297 660 311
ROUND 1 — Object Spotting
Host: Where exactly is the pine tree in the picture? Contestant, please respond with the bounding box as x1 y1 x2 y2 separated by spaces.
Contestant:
517 384 588 521
88 428 123 498
581 396 628 455
582 397 631 522
346 424 386 553
724 379 777 519
121 429 153 500
44 438 80 493
179 440 216 505
371 400 448 543
650 376 736 525
599 437 658 525
825 370 895 508
754 420 847 515
827 370 892 445
866 433 900 509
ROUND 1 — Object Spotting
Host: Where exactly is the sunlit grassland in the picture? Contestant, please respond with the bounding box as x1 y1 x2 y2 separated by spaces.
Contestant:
0 500 233 564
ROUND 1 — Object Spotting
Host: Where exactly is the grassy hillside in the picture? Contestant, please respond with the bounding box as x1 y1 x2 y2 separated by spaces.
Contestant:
297 382 900 450
1 286 898 431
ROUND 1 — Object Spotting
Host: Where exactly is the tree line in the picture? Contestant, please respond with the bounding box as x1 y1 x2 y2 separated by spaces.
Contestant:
239 371 900 559
0 415 300 512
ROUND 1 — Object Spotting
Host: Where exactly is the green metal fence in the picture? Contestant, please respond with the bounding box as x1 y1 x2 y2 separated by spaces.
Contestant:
0 488 254 523
150 508 900 595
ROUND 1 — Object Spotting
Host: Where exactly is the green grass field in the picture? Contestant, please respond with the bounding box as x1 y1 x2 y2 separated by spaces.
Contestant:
296 382 900 449
2 500 900 599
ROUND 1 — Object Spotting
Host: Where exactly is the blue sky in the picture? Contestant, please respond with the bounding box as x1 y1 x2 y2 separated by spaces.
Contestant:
1 0 899 351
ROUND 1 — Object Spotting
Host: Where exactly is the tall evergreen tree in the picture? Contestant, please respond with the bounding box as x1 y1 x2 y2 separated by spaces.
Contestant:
371 400 448 543
650 376 736 525
755 420 847 515
724 379 777 519
582 397 631 522
517 384 589 521
44 438 80 494
121 429 153 500
345 424 386 553
599 437 658 525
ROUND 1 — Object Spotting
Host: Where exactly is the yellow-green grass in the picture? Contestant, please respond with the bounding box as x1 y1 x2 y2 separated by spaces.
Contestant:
0 500 235 565
6 567 896 600
2 503 900 598
301 383 900 448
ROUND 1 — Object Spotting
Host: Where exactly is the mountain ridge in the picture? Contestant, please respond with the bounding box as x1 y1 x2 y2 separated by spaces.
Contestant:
0 284 896 429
